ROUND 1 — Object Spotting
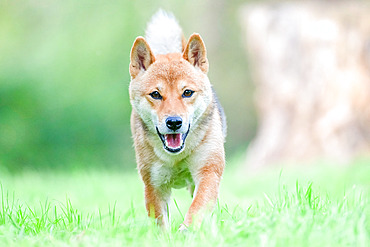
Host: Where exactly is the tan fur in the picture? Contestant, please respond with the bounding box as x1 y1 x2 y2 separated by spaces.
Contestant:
129 30 225 230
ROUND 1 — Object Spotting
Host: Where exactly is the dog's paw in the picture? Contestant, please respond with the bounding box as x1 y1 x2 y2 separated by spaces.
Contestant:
178 223 189 233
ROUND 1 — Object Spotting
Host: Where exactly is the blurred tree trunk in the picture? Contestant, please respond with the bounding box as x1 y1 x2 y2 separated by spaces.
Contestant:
240 1 370 167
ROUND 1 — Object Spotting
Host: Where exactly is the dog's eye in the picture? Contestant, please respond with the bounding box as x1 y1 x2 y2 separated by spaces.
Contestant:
149 91 162 100
182 89 194 98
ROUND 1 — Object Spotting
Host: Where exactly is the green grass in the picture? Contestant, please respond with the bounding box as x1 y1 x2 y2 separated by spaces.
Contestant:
0 158 369 246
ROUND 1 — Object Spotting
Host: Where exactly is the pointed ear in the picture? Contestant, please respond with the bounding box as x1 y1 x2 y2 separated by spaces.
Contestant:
129 36 155 79
183 33 208 74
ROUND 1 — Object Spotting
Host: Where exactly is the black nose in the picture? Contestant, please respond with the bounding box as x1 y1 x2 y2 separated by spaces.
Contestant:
166 116 182 131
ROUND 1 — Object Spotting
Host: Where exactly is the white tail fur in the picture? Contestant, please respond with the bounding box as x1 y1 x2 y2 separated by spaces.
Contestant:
145 10 183 55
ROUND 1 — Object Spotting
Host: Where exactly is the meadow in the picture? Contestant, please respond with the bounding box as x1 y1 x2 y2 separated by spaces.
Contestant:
0 157 369 246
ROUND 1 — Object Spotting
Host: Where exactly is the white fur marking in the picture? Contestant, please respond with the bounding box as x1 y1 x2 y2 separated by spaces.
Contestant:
145 10 183 55
150 160 193 189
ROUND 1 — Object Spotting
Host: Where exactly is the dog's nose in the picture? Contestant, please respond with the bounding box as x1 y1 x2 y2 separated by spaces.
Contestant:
166 116 182 131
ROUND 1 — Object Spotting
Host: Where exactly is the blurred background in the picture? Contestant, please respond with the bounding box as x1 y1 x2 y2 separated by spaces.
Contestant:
0 0 369 172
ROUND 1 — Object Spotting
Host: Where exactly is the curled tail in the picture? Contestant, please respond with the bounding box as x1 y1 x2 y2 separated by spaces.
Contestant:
145 10 184 55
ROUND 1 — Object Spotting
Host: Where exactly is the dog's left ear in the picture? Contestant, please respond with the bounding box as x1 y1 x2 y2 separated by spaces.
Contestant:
183 33 209 74
130 36 155 79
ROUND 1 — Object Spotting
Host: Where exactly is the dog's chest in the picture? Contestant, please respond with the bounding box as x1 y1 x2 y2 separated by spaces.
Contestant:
150 160 193 189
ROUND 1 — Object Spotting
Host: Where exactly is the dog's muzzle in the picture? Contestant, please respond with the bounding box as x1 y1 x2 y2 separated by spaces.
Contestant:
156 124 190 154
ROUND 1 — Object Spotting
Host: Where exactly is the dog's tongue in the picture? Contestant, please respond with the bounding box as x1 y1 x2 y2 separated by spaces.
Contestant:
165 134 182 148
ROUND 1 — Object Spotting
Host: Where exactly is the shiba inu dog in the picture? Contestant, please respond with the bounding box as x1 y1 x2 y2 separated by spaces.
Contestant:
129 10 226 230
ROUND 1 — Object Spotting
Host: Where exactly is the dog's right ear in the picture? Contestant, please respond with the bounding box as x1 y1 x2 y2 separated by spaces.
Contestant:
129 37 155 79
183 33 208 74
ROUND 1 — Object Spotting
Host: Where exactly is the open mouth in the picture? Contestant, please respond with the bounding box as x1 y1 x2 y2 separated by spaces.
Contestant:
156 126 190 154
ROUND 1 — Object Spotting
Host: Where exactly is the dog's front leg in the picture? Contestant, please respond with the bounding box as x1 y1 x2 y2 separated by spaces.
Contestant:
180 165 222 230
144 183 171 228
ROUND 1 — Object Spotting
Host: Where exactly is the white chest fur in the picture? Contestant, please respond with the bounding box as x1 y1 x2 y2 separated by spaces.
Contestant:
150 160 194 189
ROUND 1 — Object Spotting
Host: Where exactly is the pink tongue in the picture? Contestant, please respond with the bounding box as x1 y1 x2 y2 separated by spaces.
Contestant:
165 134 181 148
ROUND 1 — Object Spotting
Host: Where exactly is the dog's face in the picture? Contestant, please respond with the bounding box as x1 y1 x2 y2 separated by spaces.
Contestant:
129 34 212 154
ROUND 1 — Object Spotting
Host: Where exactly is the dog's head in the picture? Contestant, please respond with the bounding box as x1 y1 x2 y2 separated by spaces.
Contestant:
129 34 213 154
